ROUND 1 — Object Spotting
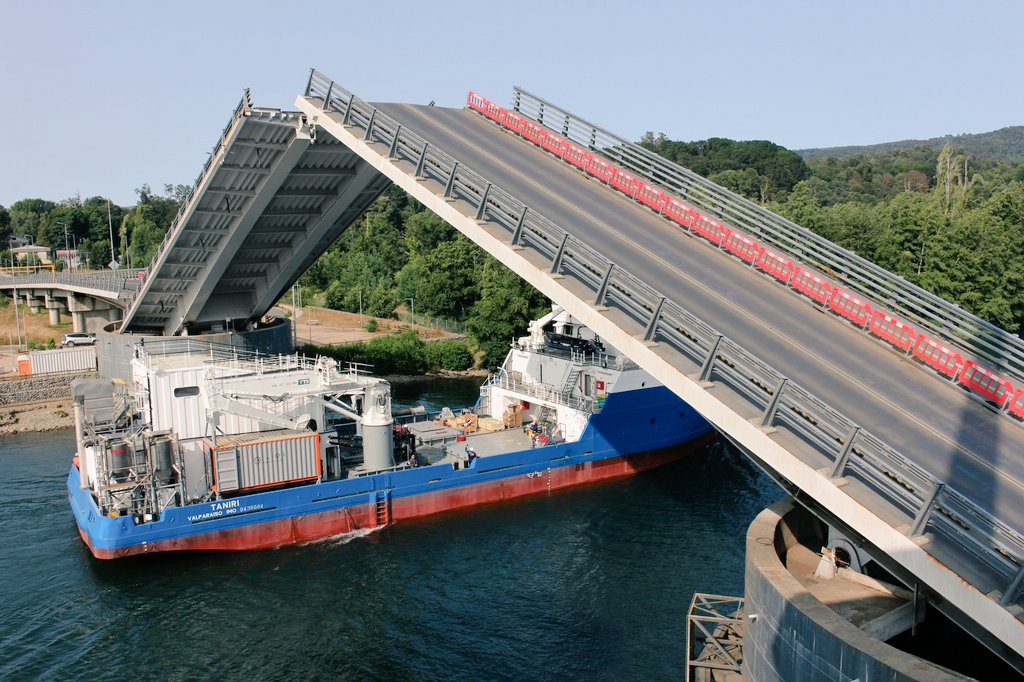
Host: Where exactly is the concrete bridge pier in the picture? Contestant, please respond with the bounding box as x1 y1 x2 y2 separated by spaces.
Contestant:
26 293 43 315
44 292 66 326
65 293 120 332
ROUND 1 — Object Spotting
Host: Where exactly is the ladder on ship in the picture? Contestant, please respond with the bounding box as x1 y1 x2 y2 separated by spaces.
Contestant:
561 367 581 396
536 405 558 437
372 491 391 527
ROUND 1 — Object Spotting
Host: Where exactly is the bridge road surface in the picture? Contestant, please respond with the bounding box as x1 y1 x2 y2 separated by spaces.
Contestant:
370 101 1024 538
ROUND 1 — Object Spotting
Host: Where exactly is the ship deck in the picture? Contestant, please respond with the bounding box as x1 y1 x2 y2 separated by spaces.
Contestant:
404 419 554 463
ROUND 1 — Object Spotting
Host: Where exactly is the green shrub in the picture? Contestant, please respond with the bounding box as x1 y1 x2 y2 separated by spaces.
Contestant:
365 319 378 332
423 341 473 371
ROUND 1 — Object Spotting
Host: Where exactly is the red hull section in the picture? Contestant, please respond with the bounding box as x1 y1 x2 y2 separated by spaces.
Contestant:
81 439 711 559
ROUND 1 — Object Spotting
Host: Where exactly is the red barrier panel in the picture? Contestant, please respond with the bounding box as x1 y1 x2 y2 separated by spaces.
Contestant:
959 360 1014 406
912 336 964 379
522 121 548 146
791 267 832 304
636 183 666 212
663 198 691 228
869 311 916 351
467 91 486 112
542 133 569 158
586 156 615 183
755 248 794 284
563 144 591 171
722 230 762 264
610 169 641 198
485 101 506 122
1009 389 1024 419
503 111 526 136
829 288 872 326
690 211 727 246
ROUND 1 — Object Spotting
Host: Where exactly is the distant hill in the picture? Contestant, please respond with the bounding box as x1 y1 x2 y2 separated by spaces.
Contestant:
798 125 1024 162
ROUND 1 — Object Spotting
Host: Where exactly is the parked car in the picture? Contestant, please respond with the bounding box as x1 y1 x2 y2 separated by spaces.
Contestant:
62 332 96 347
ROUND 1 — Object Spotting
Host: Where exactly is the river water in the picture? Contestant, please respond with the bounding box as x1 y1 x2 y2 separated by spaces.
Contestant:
0 378 780 680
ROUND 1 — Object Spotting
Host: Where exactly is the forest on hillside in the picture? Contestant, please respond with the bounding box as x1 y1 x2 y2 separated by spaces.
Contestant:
798 125 1024 163
4 124 1023 364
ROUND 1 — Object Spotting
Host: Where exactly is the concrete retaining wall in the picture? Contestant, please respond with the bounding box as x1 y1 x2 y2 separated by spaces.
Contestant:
744 499 964 681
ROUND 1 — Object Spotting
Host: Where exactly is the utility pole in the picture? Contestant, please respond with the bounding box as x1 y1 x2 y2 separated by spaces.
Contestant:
13 287 22 351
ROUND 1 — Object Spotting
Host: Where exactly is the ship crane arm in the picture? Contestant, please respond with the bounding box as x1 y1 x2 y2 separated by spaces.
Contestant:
523 305 564 350
209 392 309 431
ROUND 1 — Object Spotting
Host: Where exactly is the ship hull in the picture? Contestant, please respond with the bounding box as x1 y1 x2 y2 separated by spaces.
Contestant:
69 386 714 559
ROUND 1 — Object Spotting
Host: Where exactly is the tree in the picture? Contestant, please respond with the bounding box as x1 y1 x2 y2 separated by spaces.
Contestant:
403 211 456 258
120 202 167 267
8 198 55 243
414 237 482 319
467 257 548 365
0 205 10 247
775 181 825 232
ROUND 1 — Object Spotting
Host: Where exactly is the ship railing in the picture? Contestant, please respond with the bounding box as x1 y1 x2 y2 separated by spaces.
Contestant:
138 340 368 381
568 347 637 371
486 372 597 413
510 341 636 371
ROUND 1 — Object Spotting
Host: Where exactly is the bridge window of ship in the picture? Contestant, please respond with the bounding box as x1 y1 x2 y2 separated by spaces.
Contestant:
173 386 200 398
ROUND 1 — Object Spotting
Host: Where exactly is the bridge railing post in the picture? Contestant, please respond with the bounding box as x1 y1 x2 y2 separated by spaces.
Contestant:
443 162 460 198
388 125 403 158
342 93 355 124
643 297 666 342
699 334 724 382
829 425 862 478
510 206 529 246
1001 563 1024 606
910 481 945 537
323 81 334 110
414 142 430 177
550 233 569 274
475 182 492 221
363 109 378 141
760 377 788 427
593 263 614 306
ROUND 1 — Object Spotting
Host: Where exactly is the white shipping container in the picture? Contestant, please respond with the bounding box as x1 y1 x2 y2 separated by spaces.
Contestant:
28 346 97 375
206 429 321 493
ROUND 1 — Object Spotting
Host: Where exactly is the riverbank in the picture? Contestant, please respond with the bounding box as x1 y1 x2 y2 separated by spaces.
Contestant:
0 398 74 436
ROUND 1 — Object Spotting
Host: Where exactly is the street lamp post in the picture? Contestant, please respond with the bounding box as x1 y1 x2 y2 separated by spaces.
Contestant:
357 289 363 323
406 297 415 331
62 223 69 270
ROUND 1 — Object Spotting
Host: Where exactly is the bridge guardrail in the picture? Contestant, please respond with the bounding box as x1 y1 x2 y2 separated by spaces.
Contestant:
305 68 1024 610
509 87 1024 390
0 269 147 301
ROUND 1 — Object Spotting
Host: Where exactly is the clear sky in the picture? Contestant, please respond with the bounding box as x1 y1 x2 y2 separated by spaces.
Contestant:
1 0 1021 207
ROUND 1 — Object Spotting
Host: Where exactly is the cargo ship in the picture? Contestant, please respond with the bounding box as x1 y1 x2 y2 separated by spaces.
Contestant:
67 306 715 558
